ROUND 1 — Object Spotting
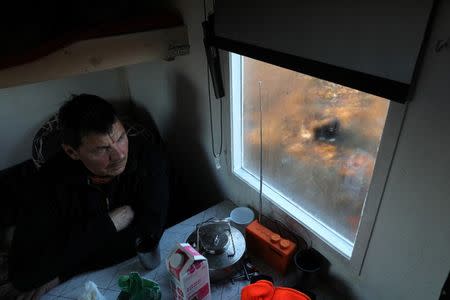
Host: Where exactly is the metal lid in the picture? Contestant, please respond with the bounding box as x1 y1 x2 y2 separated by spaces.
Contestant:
198 222 230 254
186 225 246 272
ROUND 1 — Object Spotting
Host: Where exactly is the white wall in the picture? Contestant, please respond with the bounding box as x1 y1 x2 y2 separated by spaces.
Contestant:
10 3 448 298
125 1 226 212
124 1 450 299
0 69 130 170
354 1 450 298
0 1 442 297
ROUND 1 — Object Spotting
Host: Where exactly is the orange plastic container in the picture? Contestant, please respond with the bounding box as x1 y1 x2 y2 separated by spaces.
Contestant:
245 220 297 274
241 280 311 300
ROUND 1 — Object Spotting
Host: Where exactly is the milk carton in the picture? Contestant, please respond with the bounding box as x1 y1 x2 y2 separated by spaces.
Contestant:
166 243 211 300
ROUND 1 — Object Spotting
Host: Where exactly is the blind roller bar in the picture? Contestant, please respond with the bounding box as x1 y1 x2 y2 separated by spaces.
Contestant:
213 35 409 103
212 0 435 103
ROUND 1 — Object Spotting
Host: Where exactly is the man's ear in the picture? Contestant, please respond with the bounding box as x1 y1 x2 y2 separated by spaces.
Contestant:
62 144 80 160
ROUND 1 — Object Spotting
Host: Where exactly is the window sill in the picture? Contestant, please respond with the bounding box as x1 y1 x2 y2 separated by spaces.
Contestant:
232 167 354 259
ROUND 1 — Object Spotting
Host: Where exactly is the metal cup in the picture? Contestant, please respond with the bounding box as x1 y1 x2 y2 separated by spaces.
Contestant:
136 237 161 270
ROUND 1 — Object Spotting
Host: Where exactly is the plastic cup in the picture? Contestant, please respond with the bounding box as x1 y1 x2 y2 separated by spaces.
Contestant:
229 207 255 235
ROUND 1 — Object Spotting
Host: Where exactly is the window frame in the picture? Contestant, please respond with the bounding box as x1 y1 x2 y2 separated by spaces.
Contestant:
229 52 405 272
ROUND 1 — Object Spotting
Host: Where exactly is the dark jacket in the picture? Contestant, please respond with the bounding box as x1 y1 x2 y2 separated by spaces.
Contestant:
9 135 170 290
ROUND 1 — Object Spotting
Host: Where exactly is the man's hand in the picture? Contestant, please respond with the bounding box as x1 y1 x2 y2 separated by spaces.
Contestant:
109 205 135 232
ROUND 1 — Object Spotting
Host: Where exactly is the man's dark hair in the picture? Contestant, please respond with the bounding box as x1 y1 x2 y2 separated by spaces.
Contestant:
58 94 118 149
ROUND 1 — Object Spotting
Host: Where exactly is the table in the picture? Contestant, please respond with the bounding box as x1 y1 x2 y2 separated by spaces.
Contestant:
41 200 270 300
41 200 348 300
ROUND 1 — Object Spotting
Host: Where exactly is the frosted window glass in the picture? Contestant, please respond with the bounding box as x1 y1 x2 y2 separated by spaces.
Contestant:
241 56 389 242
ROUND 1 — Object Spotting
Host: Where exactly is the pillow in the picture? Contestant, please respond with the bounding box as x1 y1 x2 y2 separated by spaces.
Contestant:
31 114 61 170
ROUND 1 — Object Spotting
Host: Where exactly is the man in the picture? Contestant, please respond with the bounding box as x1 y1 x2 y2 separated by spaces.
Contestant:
2 94 170 299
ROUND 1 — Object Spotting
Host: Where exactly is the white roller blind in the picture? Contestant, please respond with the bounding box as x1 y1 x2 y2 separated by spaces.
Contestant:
213 0 435 102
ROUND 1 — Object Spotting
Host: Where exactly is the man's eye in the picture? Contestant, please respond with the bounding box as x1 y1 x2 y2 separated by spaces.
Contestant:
95 148 107 154
118 134 126 143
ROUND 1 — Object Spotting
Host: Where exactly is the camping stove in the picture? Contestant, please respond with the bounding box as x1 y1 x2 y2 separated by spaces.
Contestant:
186 218 246 282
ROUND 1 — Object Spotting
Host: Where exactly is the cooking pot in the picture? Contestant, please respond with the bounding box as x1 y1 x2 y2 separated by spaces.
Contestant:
186 218 246 282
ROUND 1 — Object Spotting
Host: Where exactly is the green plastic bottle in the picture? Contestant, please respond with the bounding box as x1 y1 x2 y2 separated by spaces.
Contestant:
117 272 161 300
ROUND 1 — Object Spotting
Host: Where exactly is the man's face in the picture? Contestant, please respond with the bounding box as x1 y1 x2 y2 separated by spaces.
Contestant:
63 121 129 177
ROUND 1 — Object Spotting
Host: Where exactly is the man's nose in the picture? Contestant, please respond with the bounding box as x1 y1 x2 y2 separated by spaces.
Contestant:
110 145 125 161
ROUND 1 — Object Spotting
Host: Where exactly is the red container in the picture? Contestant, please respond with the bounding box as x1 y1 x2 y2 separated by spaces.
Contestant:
245 220 297 274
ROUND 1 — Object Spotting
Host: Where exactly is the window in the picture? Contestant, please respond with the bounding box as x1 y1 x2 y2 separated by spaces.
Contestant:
230 53 397 259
